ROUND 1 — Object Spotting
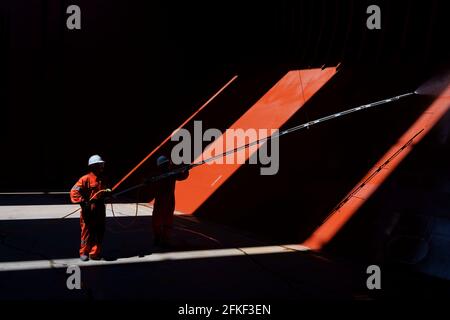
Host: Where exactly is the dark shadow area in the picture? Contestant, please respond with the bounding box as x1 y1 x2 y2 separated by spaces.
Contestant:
0 248 357 301
1 238 448 300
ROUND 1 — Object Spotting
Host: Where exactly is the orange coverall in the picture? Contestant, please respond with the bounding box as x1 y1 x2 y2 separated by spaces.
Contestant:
70 172 107 257
152 170 189 241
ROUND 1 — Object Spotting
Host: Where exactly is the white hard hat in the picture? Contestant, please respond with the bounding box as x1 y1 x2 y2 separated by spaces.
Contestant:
156 155 169 167
88 154 105 166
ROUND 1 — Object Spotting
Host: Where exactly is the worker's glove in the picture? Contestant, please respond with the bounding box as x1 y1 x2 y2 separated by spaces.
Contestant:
103 189 113 199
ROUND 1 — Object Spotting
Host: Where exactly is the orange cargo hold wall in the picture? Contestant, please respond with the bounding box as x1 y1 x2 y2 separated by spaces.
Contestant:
175 67 338 214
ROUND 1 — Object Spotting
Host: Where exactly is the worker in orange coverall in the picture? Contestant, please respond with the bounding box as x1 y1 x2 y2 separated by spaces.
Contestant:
70 155 111 261
149 155 189 247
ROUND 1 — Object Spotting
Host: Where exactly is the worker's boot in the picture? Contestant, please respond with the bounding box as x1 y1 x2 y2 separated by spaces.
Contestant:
80 254 89 262
89 242 102 260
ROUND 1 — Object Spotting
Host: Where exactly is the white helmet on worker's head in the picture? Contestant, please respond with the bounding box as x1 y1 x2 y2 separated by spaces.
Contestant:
156 155 169 167
88 154 105 166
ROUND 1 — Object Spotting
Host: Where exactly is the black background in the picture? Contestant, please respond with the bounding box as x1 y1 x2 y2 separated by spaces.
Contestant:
0 0 448 192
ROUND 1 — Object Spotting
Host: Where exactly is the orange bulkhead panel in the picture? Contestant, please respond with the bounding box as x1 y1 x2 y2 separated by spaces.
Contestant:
175 67 338 214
